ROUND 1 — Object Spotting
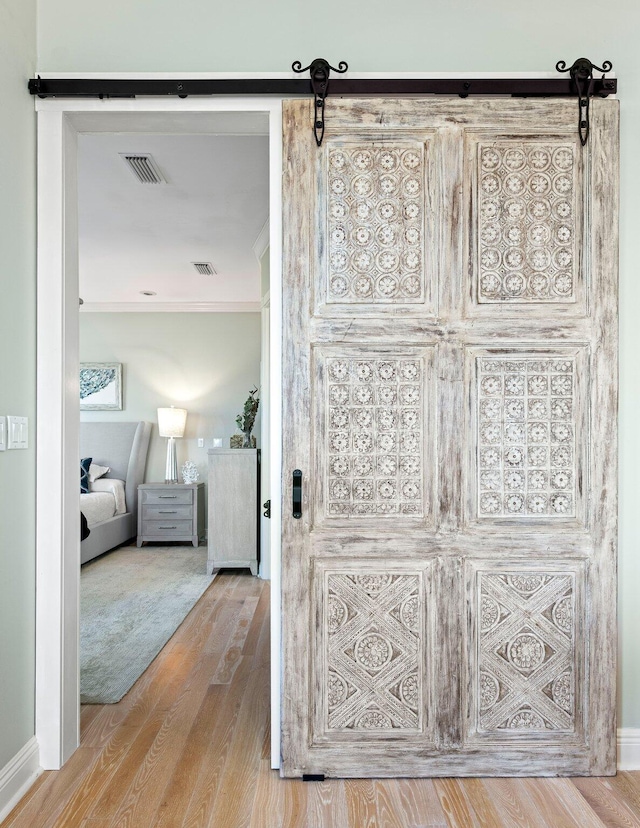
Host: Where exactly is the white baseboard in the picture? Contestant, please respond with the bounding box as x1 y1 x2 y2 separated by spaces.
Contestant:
0 738 42 822
618 728 640 770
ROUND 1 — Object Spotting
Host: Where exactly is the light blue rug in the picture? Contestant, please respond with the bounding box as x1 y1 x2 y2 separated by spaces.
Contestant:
81 544 214 704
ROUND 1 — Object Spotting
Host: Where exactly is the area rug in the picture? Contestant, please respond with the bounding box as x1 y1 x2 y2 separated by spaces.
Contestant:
80 544 214 704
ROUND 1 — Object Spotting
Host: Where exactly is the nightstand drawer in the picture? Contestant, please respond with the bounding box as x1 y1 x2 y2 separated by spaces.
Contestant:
141 489 193 506
141 519 194 537
143 504 193 519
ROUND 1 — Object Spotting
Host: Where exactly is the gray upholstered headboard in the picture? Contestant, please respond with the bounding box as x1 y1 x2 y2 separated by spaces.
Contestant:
80 421 152 514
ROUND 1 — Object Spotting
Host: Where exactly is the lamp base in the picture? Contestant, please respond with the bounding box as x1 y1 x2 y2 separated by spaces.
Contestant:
164 436 179 484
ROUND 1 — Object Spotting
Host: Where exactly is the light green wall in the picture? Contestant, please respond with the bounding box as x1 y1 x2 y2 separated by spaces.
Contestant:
79 312 261 529
0 0 37 768
35 0 629 75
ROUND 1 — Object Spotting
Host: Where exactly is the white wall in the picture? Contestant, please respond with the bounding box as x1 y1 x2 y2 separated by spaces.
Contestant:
0 0 37 771
22 0 640 732
80 312 261 529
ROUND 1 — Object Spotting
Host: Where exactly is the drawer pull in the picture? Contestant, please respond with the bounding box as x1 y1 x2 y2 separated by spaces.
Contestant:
158 495 178 499
158 510 177 514
159 525 177 529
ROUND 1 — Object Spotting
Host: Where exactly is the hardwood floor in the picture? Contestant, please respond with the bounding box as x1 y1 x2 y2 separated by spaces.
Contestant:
3 572 640 828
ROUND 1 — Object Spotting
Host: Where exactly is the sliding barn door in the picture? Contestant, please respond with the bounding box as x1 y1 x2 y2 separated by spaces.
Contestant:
281 98 618 777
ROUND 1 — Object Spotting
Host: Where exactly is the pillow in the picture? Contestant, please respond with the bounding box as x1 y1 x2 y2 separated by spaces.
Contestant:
80 457 92 494
89 463 110 483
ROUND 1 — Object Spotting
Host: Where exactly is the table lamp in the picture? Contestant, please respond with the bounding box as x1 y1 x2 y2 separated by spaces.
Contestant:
157 406 187 484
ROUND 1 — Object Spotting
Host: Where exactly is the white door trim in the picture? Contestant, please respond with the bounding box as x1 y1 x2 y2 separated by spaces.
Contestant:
35 95 283 770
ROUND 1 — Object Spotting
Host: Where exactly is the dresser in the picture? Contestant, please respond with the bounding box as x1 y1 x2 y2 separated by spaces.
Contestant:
207 448 259 575
137 482 205 547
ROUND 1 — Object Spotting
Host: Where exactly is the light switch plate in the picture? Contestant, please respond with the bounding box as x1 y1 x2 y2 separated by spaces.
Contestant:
0 416 6 451
7 416 28 449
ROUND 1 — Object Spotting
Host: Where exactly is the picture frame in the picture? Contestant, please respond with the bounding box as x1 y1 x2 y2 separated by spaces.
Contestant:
80 363 123 410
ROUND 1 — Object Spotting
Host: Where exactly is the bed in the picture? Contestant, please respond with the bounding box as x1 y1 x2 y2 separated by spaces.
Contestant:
80 421 152 564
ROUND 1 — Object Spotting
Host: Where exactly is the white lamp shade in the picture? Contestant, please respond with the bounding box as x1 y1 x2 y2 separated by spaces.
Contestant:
157 407 187 438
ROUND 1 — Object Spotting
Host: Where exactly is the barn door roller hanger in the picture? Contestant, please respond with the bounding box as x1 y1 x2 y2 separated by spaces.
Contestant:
556 57 613 145
292 58 349 147
292 56 615 147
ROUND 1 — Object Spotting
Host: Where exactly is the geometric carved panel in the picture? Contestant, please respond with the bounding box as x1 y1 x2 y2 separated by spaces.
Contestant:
326 355 424 517
477 356 576 518
477 571 575 732
477 142 578 303
326 143 426 303
324 572 423 731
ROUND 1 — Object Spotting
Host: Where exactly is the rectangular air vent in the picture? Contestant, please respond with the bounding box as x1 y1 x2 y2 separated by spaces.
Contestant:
192 262 216 276
119 153 166 184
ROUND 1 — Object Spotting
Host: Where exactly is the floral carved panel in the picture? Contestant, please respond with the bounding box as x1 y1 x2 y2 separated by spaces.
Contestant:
476 142 579 303
325 355 425 518
476 356 576 519
326 143 426 303
323 571 424 732
475 571 576 734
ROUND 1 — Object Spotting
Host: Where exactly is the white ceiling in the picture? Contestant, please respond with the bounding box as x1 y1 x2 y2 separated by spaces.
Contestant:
78 125 269 307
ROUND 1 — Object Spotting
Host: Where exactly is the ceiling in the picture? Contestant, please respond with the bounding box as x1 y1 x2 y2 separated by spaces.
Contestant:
78 122 269 308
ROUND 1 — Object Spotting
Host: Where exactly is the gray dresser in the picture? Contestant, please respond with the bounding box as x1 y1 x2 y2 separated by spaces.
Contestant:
207 448 259 575
137 482 205 547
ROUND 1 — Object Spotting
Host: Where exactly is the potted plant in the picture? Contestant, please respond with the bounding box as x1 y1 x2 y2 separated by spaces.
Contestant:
234 387 259 448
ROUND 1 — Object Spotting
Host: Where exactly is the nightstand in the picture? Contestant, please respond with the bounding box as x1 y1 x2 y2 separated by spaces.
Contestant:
137 482 205 547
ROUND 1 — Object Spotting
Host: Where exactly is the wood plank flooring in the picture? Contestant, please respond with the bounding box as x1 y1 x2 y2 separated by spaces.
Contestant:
3 571 640 828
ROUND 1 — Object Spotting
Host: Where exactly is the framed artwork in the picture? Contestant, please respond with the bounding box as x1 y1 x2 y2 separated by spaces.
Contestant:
80 363 123 410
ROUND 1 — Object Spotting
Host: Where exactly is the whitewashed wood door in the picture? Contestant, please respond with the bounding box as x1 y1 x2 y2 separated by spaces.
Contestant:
281 98 618 778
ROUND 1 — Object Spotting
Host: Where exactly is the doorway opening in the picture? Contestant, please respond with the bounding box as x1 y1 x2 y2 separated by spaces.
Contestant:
76 124 269 707
35 100 283 771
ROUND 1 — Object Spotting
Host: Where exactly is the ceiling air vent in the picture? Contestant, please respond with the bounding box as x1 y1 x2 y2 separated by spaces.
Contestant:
119 153 166 184
192 262 216 276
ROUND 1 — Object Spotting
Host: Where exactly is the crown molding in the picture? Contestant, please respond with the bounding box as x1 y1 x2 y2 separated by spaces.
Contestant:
253 217 270 261
80 301 261 313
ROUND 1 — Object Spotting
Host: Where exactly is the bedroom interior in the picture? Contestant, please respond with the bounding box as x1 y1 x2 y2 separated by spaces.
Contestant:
76 127 270 709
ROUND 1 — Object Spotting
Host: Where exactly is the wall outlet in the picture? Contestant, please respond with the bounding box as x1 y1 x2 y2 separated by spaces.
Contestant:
0 416 6 451
7 416 28 449
197 438 204 448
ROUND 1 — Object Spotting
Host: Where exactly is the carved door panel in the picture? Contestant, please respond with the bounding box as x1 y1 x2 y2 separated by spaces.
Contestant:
282 99 618 777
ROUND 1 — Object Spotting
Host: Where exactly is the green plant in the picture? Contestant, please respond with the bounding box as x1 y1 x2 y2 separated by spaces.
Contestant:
235 386 259 434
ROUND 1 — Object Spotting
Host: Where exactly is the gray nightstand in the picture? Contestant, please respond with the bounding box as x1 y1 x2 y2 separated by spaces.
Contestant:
137 482 205 547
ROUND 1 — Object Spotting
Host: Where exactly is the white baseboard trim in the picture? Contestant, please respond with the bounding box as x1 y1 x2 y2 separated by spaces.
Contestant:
0 737 42 821
618 728 640 770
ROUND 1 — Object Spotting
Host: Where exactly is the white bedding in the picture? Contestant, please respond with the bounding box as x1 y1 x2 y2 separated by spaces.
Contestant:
81 493 117 527
81 478 126 527
91 477 126 515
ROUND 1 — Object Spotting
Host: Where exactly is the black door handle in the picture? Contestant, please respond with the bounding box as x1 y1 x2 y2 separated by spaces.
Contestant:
292 470 302 519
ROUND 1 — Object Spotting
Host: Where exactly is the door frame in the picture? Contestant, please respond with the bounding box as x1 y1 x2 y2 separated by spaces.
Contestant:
35 94 284 770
